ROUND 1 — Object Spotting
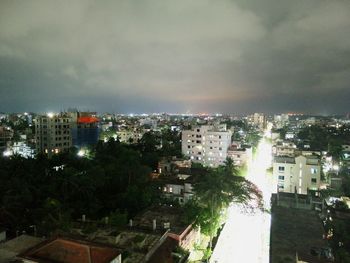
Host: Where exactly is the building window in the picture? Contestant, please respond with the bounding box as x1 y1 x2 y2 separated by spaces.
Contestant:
311 178 317 183
278 166 285 172
311 168 317 174
278 175 285 180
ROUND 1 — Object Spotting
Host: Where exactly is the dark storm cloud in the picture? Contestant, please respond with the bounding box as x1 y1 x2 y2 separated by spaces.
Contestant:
0 0 349 114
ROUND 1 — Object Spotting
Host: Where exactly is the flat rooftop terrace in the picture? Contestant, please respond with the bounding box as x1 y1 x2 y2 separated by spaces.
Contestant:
270 206 332 263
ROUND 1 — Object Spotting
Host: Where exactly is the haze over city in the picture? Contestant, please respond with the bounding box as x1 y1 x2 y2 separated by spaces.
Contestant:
1 0 350 114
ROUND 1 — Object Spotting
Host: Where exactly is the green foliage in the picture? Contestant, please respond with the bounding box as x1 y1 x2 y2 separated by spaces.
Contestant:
202 248 212 261
246 130 262 148
109 210 128 228
297 124 350 160
327 214 350 263
0 138 160 237
187 159 263 249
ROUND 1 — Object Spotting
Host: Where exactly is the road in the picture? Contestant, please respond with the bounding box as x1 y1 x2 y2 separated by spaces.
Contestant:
210 136 275 263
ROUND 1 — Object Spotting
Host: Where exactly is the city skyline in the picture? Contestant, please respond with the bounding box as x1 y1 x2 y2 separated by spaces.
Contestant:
1 0 350 114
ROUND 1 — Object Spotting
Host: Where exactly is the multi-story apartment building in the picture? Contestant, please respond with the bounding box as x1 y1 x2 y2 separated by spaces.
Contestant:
274 114 289 129
34 113 72 156
181 124 232 167
116 130 143 144
247 113 267 130
69 112 99 147
273 155 321 195
272 141 297 157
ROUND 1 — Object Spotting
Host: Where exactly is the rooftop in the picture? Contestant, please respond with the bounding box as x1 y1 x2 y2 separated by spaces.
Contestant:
270 206 331 263
133 206 188 236
0 235 43 263
19 237 121 263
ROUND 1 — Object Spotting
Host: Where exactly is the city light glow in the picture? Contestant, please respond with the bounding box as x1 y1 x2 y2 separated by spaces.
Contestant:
3 149 13 157
77 149 85 157
211 137 274 263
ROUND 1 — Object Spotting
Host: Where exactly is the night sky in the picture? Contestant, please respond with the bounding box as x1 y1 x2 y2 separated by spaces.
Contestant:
0 0 350 114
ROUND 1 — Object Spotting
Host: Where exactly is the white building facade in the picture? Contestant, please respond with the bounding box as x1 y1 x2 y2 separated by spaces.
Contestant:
181 124 232 167
227 147 252 167
34 113 72 156
273 155 321 195
247 113 267 130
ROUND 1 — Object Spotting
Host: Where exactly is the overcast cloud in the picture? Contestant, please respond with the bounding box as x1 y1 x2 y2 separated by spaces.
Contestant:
0 0 349 114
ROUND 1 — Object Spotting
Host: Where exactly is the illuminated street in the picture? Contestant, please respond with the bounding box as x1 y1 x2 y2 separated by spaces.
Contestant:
211 136 275 263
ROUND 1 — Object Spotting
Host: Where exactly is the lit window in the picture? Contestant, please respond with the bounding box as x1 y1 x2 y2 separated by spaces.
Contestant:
311 168 317 174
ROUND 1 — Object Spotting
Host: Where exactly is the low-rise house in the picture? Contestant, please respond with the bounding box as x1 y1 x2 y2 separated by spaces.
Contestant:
157 157 191 175
272 141 297 157
18 237 122 263
161 173 195 204
133 206 200 252
227 145 252 167
116 130 143 144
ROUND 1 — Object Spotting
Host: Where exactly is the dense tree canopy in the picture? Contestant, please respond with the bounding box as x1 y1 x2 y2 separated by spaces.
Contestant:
297 125 350 159
0 138 160 237
185 159 263 250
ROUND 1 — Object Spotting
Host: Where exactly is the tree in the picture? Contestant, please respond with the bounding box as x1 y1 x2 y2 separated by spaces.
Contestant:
192 159 262 250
